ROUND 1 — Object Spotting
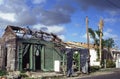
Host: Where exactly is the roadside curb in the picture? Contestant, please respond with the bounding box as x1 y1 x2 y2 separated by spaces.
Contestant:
67 68 116 79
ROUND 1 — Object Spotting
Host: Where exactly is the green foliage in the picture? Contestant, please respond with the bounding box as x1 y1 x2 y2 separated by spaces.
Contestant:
95 30 101 37
73 52 79 62
88 28 96 40
88 28 115 62
88 28 115 49
96 49 100 61
25 78 35 79
105 38 115 49
88 28 100 60
106 60 115 68
20 70 26 73
73 52 79 67
20 73 28 78
90 66 100 72
88 28 100 46
0 70 7 76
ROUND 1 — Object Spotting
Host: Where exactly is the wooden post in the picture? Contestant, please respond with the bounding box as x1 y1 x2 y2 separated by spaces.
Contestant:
30 44 33 70
86 16 90 73
86 16 90 50
78 52 80 71
62 53 66 75
98 19 104 67
33 44 36 71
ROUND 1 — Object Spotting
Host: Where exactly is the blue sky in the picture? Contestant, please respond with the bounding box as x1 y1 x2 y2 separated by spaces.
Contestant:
0 0 120 49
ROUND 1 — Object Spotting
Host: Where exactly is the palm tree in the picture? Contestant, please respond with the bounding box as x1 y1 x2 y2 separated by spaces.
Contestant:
88 28 100 60
88 28 102 45
88 28 115 52
103 38 115 68
104 38 115 59
105 38 115 50
88 28 96 43
88 27 115 67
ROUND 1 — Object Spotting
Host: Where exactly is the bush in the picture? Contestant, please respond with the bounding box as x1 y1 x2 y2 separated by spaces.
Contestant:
20 70 26 73
90 66 100 72
106 60 115 68
20 73 28 78
0 70 7 76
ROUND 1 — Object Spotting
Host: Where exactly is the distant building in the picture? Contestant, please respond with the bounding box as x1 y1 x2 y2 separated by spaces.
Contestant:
112 49 120 68
66 41 115 67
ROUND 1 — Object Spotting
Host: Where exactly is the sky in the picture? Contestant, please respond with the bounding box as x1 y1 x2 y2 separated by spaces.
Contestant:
0 0 120 49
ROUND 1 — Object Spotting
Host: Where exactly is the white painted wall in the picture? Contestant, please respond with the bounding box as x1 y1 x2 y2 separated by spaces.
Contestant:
90 49 100 66
116 54 120 68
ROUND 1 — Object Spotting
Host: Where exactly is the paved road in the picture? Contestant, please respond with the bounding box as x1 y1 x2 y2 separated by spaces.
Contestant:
78 69 120 79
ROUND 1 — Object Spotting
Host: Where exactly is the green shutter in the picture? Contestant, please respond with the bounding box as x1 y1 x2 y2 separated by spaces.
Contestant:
30 44 33 70
41 46 44 71
18 44 23 71
44 46 54 71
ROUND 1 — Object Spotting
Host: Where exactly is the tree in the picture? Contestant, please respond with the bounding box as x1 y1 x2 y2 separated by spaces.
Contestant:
88 28 115 60
88 28 99 46
103 38 115 68
104 38 115 60
105 38 115 50
88 28 100 60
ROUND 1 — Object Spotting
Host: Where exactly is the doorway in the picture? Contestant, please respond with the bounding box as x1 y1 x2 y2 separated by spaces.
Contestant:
34 45 41 71
21 44 42 71
22 44 30 71
35 50 41 70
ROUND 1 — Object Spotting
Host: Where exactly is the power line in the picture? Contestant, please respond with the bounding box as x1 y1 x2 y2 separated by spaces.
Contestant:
106 0 120 9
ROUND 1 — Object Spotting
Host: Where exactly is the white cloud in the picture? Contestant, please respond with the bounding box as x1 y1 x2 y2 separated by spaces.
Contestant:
0 12 16 22
82 33 86 39
81 33 94 43
103 28 120 49
58 35 65 41
32 0 46 4
0 0 37 26
47 26 65 34
33 24 46 30
103 28 119 40
81 33 87 41
107 10 120 17
106 28 112 33
0 0 4 5
0 0 75 27
72 33 78 36
75 23 80 27
104 18 118 23
32 24 66 40
33 24 65 34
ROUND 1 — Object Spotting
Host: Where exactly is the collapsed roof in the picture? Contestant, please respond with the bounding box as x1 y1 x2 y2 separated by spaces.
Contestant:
4 25 63 43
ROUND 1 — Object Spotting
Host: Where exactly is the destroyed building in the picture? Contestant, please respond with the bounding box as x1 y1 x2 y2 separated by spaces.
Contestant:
0 25 66 71
0 25 89 75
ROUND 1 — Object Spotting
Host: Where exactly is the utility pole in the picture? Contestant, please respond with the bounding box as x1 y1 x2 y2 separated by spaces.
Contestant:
86 16 90 73
98 19 104 67
86 16 89 50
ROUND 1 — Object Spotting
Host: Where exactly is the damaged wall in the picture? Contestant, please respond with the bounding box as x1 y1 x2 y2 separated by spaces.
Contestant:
0 25 65 71
0 44 5 70
2 27 17 71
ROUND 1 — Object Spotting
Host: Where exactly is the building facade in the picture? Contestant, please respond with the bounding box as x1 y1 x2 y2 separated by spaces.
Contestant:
0 25 65 71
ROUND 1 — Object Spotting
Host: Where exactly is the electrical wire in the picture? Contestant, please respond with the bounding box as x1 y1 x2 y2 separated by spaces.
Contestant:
106 0 120 9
